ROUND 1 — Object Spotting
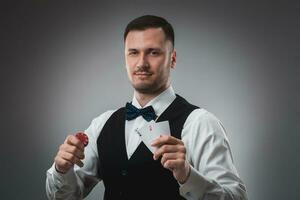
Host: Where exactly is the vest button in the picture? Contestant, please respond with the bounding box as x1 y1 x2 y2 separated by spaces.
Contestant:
121 169 128 176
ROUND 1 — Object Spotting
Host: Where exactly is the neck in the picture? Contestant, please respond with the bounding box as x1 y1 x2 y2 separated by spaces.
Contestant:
135 83 170 107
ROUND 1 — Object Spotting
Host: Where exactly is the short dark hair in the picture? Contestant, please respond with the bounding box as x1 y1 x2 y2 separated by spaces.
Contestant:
124 15 175 47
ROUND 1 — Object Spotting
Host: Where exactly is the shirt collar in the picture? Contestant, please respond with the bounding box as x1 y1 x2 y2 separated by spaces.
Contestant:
131 86 176 118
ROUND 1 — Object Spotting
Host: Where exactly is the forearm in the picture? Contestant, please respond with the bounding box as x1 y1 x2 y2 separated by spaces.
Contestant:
181 109 248 200
179 166 247 200
46 164 82 200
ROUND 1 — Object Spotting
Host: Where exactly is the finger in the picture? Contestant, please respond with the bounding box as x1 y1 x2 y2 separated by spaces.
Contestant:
161 152 185 166
163 159 185 171
60 144 85 160
65 135 85 151
151 135 183 147
153 144 185 160
54 156 73 173
58 151 84 167
160 152 185 166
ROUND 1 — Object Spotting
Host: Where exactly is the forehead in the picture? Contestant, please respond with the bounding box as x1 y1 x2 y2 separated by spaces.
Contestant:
125 28 170 49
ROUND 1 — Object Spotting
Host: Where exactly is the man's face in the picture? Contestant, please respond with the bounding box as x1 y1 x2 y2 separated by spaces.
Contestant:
125 28 176 94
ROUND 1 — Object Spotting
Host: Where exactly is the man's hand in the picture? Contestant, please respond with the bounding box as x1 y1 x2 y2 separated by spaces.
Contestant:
151 135 191 184
54 135 85 174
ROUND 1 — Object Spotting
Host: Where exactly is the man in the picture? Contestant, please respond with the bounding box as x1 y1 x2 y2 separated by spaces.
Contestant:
46 15 247 200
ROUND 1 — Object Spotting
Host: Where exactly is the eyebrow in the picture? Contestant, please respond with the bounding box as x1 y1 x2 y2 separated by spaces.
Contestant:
127 48 162 52
127 48 138 52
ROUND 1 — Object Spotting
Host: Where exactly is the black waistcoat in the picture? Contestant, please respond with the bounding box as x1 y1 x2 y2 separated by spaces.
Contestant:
97 94 199 200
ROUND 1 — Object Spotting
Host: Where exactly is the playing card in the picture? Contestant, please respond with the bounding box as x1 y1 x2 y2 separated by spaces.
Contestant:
135 120 170 154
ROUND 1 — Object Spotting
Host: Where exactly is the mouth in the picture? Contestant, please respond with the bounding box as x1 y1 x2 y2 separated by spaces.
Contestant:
134 72 152 77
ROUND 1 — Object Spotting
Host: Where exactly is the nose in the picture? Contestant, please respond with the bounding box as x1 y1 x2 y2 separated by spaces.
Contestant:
136 53 149 69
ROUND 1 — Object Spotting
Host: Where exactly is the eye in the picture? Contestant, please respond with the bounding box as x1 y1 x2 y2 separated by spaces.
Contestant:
150 50 160 56
128 51 138 56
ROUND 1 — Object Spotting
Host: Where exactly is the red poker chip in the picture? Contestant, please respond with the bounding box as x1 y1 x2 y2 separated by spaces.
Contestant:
75 132 89 147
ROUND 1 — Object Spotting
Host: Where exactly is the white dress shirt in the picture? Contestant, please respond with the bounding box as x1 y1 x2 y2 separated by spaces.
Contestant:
46 86 248 200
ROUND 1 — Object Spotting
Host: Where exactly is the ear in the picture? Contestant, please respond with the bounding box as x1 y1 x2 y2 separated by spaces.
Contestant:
171 49 177 69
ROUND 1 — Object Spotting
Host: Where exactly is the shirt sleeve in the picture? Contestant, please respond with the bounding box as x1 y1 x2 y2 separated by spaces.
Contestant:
45 110 115 200
179 109 248 200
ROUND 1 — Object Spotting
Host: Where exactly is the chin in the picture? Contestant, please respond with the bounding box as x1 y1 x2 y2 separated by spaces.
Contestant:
132 83 156 94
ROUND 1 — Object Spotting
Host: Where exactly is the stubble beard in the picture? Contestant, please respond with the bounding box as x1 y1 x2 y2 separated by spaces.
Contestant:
132 81 159 94
132 76 169 95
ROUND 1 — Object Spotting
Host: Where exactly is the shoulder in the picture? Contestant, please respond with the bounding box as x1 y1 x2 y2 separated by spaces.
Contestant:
183 108 228 139
89 110 117 132
186 108 220 125
85 110 117 140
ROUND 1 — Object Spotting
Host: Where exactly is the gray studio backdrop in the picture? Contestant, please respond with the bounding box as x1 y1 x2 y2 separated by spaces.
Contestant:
1 1 299 200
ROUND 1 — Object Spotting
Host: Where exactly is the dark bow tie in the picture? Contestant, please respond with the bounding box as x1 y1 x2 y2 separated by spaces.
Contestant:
125 102 157 122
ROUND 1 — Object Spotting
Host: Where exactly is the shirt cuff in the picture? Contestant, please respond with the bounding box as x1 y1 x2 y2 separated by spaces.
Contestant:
179 165 209 199
48 163 77 188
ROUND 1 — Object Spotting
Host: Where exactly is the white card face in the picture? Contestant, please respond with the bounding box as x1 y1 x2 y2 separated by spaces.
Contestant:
135 120 170 154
